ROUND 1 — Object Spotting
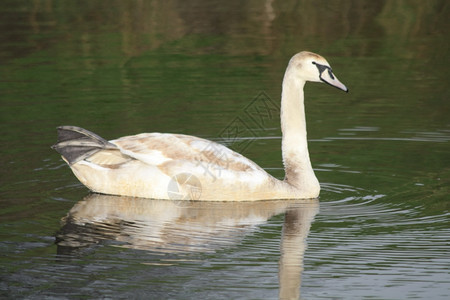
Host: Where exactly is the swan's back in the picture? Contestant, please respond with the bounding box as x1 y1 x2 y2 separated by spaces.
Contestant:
113 132 259 175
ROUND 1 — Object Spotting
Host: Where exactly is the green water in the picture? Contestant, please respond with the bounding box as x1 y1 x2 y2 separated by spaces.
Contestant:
1 1 449 299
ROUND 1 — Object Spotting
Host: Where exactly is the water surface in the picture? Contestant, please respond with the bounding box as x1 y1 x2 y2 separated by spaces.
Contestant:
1 1 449 299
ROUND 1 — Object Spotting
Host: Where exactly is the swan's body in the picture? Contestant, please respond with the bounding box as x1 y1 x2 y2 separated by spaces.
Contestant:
53 51 347 201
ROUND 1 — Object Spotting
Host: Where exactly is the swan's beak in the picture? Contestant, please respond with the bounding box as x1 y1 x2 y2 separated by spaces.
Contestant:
320 69 348 93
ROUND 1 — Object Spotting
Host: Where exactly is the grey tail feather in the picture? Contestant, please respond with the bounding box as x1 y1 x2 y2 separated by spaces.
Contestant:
52 126 118 165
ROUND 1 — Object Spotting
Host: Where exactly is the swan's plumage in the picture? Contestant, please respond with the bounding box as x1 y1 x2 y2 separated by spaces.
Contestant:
53 51 347 201
63 130 289 200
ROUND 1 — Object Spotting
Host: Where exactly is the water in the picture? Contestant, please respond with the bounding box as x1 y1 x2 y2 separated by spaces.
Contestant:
1 1 449 299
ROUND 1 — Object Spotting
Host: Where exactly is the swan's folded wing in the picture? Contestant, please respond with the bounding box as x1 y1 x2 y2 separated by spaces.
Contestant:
110 133 263 173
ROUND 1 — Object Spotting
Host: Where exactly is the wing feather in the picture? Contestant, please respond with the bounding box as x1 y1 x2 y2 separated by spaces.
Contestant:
111 133 262 173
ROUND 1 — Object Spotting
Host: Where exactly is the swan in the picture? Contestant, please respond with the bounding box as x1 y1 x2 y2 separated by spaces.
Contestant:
52 51 348 201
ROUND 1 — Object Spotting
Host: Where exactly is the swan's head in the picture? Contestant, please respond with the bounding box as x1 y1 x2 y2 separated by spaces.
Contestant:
288 51 348 92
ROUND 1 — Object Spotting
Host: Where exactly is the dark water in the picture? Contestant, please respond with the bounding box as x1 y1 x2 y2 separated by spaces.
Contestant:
1 1 449 299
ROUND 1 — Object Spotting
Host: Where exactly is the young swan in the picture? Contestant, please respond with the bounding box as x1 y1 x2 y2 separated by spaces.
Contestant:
53 51 348 201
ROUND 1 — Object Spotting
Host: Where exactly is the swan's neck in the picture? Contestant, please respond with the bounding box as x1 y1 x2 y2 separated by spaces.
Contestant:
280 70 320 196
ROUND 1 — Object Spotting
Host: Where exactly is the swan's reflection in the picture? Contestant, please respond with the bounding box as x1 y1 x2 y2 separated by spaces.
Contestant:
56 194 318 299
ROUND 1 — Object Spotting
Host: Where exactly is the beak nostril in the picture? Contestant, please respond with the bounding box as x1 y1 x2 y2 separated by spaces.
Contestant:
328 69 335 80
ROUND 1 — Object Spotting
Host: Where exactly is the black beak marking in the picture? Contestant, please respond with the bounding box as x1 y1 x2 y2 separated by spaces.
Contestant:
312 61 333 82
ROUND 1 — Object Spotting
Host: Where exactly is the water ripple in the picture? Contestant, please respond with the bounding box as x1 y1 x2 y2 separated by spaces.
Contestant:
302 183 450 298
